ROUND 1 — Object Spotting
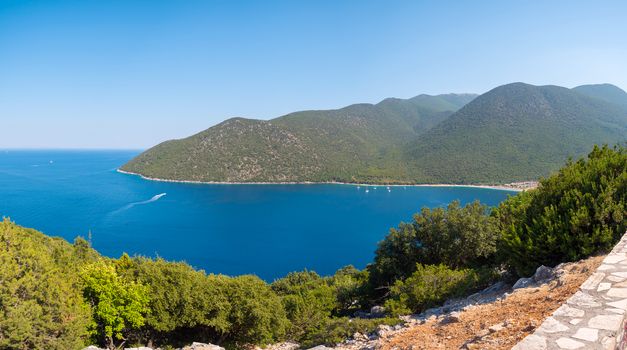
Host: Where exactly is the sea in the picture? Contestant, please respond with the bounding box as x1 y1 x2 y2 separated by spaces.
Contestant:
0 150 516 280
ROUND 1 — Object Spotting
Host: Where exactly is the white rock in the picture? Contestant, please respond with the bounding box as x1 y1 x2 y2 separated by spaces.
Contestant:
607 288 627 298
613 280 627 288
597 264 616 271
606 275 625 282
580 272 605 290
512 334 547 350
597 282 612 292
375 324 392 337
183 343 225 350
553 304 584 318
601 335 617 349
572 327 598 342
588 314 623 330
555 337 584 349
489 323 505 333
605 307 625 314
537 317 569 333
606 298 627 310
603 254 626 264
567 291 601 308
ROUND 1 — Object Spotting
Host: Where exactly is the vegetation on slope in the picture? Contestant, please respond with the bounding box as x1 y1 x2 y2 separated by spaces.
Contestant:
2 144 626 349
495 144 627 276
0 221 97 349
573 83 627 109
406 83 627 183
121 93 476 183
123 83 627 185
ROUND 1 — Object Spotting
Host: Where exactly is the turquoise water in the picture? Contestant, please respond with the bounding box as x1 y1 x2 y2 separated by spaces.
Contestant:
0 150 516 280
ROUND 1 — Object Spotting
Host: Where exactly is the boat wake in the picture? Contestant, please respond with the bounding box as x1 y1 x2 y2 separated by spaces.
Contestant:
110 193 167 215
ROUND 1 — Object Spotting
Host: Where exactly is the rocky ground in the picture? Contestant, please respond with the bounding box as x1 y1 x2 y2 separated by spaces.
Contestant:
325 255 603 350
83 341 225 350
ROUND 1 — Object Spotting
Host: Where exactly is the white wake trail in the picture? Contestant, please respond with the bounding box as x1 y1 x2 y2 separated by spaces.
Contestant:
110 193 167 215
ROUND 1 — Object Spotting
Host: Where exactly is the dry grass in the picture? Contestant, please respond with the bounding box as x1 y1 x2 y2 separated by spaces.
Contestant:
380 255 604 350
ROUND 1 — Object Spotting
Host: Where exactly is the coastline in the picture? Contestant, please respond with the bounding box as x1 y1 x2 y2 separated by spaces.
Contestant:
117 169 532 192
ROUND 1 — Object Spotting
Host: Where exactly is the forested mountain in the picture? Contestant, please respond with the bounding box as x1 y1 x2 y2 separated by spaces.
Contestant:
573 83 627 109
121 93 476 183
406 83 627 183
122 83 627 184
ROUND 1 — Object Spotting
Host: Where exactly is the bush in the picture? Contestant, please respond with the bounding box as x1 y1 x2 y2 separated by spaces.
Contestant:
272 271 336 342
220 275 289 346
368 200 499 289
496 145 627 277
327 265 370 314
302 317 399 348
80 260 150 349
118 257 230 346
384 264 497 316
0 218 93 350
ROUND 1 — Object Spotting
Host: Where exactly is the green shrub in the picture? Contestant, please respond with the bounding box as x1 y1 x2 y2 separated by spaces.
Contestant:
368 200 499 289
272 271 336 342
496 145 627 277
80 260 150 349
302 317 399 348
220 275 289 346
118 257 230 346
0 218 93 350
384 264 497 315
327 265 370 314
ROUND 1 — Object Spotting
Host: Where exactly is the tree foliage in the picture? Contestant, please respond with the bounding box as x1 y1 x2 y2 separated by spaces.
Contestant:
272 271 336 342
0 218 92 350
368 200 499 289
80 260 150 349
384 264 496 316
496 144 626 276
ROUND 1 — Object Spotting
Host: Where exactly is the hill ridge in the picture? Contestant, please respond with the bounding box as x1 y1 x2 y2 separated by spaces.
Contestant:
122 83 627 184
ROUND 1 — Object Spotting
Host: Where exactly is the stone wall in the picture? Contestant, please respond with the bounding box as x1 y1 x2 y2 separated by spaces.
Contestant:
513 232 627 350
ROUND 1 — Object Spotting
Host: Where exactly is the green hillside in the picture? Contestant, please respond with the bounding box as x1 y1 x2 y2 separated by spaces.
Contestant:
121 93 476 183
122 83 627 184
406 83 627 183
573 83 627 109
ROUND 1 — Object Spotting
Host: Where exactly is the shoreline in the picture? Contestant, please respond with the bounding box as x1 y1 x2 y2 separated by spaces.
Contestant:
117 169 532 192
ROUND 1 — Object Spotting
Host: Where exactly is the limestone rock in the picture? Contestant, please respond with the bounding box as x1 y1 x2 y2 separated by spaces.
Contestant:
533 265 555 283
375 324 392 337
370 305 386 317
555 337 584 349
512 334 547 350
513 277 534 290
182 342 225 350
441 311 461 324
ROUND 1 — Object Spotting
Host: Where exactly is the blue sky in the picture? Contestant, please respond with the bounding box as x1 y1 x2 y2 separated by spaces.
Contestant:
1 0 626 149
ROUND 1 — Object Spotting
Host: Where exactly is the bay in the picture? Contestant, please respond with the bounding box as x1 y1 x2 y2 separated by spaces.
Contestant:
0 150 515 280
